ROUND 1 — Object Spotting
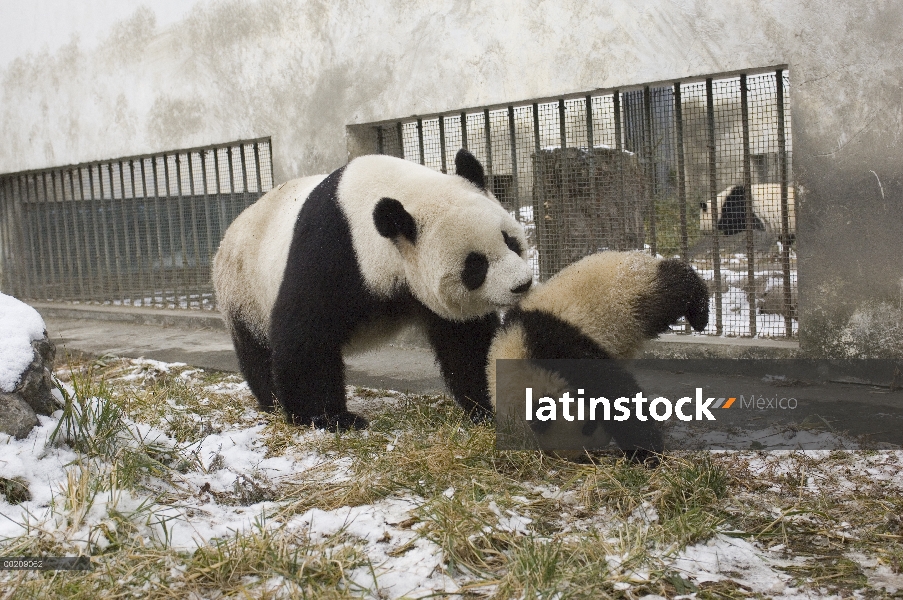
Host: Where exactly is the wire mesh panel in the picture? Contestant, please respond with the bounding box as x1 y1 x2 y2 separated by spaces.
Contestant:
0 138 273 310
371 69 796 338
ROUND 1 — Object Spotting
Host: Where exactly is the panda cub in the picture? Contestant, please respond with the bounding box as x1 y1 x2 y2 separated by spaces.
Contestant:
487 251 709 460
214 149 532 430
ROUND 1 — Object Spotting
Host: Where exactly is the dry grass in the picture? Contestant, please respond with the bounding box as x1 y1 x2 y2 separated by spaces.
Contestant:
1 353 901 598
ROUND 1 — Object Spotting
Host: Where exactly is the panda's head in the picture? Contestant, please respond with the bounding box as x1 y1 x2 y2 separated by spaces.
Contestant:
372 150 533 320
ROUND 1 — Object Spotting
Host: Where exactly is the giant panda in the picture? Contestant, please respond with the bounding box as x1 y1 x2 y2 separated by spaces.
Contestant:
213 149 532 431
699 183 796 236
487 251 709 461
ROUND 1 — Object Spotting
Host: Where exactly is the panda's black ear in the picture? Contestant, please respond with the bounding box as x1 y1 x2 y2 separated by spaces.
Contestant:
455 148 486 191
373 197 417 244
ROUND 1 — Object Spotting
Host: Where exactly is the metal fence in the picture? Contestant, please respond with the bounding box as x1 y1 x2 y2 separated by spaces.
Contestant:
0 138 273 310
371 69 796 338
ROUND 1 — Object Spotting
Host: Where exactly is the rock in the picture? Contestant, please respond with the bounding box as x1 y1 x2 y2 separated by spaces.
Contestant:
0 392 39 439
17 336 58 416
0 294 59 439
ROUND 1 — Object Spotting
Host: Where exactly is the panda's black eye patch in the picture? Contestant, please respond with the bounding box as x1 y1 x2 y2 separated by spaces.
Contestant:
502 231 523 256
462 252 489 290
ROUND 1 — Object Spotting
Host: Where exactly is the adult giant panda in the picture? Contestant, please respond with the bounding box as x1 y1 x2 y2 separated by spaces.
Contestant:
213 150 532 430
487 251 709 461
699 183 796 236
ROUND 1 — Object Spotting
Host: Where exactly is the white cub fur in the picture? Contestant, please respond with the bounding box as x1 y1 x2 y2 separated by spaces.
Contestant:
518 251 661 357
486 250 709 459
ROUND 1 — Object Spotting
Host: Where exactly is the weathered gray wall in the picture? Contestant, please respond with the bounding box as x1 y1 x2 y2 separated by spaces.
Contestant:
1 0 901 355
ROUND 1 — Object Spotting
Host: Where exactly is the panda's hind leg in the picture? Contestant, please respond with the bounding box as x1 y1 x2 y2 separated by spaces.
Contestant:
229 318 277 412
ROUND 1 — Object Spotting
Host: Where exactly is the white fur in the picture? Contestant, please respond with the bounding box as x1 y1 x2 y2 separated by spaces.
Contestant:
700 183 796 234
336 155 531 320
213 155 532 344
212 176 326 339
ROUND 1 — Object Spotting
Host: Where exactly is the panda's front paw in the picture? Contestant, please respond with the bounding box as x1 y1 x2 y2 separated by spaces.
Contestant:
311 411 369 432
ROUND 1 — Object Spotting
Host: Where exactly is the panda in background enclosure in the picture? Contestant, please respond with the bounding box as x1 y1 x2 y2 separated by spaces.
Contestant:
213 149 533 431
487 251 710 462
700 183 796 237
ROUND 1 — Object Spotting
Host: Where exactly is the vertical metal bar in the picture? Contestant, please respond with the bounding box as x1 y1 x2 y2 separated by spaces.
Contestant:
66 170 86 300
643 86 657 256
215 149 227 250
175 154 191 308
417 118 425 166
48 171 69 298
0 180 15 295
2 179 21 296
460 113 468 151
532 104 541 151
558 100 567 149
54 170 76 300
118 161 135 304
439 116 447 174
0 180 11 294
187 153 203 308
141 159 159 306
128 160 144 303
162 154 178 308
376 126 384 155
706 78 723 335
106 163 125 304
239 144 251 212
23 176 41 298
254 141 263 195
396 122 405 159
740 74 757 337
28 175 45 297
613 91 626 250
507 106 520 217
39 172 59 298
226 146 237 249
674 83 690 334
674 83 689 260
9 177 26 297
153 157 166 307
201 150 215 310
483 109 494 194
776 69 793 337
76 168 96 300
532 103 545 280
585 95 597 250
89 166 110 302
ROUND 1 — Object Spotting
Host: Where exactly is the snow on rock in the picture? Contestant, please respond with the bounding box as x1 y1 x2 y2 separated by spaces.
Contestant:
0 293 47 392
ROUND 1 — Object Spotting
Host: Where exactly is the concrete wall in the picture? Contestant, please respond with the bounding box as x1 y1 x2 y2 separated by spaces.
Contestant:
1 0 901 356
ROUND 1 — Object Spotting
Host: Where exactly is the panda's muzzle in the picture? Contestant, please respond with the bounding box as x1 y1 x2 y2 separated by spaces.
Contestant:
511 280 532 295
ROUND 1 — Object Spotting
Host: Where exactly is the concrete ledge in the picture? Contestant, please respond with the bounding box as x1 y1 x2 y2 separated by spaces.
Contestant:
644 333 800 359
30 303 802 359
30 302 227 331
